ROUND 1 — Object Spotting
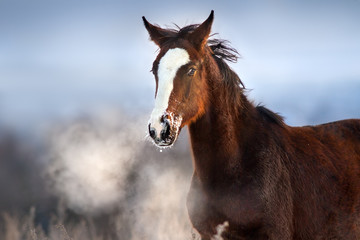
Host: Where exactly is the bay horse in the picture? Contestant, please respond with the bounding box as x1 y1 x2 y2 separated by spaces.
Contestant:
142 11 360 239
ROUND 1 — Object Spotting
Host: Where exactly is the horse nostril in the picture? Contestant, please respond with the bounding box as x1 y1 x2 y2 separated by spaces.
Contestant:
148 124 156 139
160 121 171 140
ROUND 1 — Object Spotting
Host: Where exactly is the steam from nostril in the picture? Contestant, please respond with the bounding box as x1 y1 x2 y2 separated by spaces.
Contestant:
45 110 199 239
46 111 142 215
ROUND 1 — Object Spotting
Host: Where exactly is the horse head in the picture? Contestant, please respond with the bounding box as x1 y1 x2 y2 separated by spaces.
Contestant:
143 11 214 147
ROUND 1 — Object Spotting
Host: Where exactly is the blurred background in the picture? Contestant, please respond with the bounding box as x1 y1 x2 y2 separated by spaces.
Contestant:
0 0 359 239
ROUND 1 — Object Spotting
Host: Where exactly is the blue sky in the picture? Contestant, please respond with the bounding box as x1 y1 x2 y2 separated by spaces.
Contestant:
0 0 359 131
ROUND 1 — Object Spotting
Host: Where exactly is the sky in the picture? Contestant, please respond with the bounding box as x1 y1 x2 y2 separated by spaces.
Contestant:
0 0 359 133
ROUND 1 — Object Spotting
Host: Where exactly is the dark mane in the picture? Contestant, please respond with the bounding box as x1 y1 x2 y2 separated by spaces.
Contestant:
256 105 285 127
208 38 245 89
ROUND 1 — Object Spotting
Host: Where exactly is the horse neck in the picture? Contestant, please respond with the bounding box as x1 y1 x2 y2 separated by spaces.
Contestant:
188 56 263 186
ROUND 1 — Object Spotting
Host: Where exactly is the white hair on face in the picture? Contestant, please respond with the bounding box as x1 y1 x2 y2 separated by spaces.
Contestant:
149 48 190 138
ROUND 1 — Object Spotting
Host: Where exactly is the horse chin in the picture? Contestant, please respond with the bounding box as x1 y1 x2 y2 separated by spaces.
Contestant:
156 140 176 148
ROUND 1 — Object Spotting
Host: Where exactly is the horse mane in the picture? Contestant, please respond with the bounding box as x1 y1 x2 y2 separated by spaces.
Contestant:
161 24 284 126
207 36 285 127
256 105 285 127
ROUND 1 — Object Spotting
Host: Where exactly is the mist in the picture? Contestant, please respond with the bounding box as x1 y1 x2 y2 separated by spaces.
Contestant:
44 110 199 239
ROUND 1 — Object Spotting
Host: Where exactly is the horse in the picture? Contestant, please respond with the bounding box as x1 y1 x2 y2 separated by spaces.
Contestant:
142 11 360 240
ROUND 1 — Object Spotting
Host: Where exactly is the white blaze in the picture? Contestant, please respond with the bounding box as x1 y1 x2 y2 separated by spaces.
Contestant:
149 48 190 138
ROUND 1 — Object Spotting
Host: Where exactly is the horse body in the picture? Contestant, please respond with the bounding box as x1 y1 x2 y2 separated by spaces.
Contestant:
188 99 360 239
143 11 360 239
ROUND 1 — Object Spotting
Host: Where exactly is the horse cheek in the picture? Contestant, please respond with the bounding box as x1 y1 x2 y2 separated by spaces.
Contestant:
183 79 200 119
184 78 192 99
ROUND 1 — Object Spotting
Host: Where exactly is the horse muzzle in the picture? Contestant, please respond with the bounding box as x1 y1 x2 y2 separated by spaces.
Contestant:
148 113 182 147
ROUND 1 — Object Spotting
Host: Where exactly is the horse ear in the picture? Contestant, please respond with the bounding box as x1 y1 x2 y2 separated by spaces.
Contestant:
142 16 169 46
188 10 214 51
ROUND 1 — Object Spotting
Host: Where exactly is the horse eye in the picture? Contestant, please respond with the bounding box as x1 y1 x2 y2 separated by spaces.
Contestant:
187 68 196 76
